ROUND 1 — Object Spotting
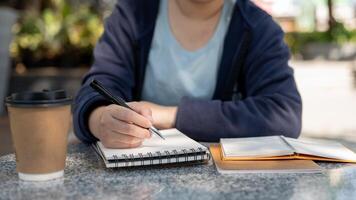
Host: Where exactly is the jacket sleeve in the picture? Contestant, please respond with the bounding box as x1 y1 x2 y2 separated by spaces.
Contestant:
73 3 136 143
175 17 302 142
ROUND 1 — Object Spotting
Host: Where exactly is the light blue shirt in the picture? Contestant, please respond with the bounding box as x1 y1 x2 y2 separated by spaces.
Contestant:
141 0 235 106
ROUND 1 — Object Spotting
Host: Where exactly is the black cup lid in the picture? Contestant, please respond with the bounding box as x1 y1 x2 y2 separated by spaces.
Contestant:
5 90 72 108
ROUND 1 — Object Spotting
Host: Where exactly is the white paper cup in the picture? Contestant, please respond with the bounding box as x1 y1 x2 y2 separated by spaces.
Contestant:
18 170 64 181
6 90 72 181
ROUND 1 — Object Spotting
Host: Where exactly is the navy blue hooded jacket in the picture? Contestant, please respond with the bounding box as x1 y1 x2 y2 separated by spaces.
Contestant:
73 0 302 143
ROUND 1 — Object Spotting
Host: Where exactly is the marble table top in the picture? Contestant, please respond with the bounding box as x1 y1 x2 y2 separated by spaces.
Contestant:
1 140 356 200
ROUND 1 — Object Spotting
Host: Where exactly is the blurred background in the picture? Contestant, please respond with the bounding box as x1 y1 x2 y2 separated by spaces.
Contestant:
0 0 355 156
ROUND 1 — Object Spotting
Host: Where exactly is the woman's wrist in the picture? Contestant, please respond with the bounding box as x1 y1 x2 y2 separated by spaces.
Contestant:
156 106 178 129
169 106 178 128
88 106 106 138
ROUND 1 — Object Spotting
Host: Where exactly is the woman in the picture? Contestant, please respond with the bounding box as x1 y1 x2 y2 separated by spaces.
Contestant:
74 0 302 148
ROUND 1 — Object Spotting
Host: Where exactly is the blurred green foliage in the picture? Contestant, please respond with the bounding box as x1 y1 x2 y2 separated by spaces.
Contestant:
8 0 355 66
10 0 103 68
285 22 356 55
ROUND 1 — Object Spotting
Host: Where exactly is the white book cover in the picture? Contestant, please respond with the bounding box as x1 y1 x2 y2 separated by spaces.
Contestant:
285 137 356 161
220 136 294 158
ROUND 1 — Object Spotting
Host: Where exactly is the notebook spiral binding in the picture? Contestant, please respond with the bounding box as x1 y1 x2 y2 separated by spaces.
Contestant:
111 147 208 167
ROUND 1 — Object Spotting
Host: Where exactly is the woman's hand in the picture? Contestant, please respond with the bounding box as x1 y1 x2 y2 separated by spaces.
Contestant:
136 101 178 130
88 102 154 148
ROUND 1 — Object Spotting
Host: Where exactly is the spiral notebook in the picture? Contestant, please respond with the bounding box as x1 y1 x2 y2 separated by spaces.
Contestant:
93 129 209 168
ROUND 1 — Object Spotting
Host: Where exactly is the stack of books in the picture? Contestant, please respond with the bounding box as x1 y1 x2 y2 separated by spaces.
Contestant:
211 136 356 174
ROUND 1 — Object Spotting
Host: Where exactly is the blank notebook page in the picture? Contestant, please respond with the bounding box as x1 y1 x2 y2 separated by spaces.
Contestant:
221 136 295 158
285 137 356 161
97 128 207 160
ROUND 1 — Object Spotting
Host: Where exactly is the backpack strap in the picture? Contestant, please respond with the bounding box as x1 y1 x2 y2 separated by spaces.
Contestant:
222 30 252 101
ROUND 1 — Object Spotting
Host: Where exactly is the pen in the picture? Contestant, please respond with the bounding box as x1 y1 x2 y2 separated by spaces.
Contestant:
90 79 165 140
